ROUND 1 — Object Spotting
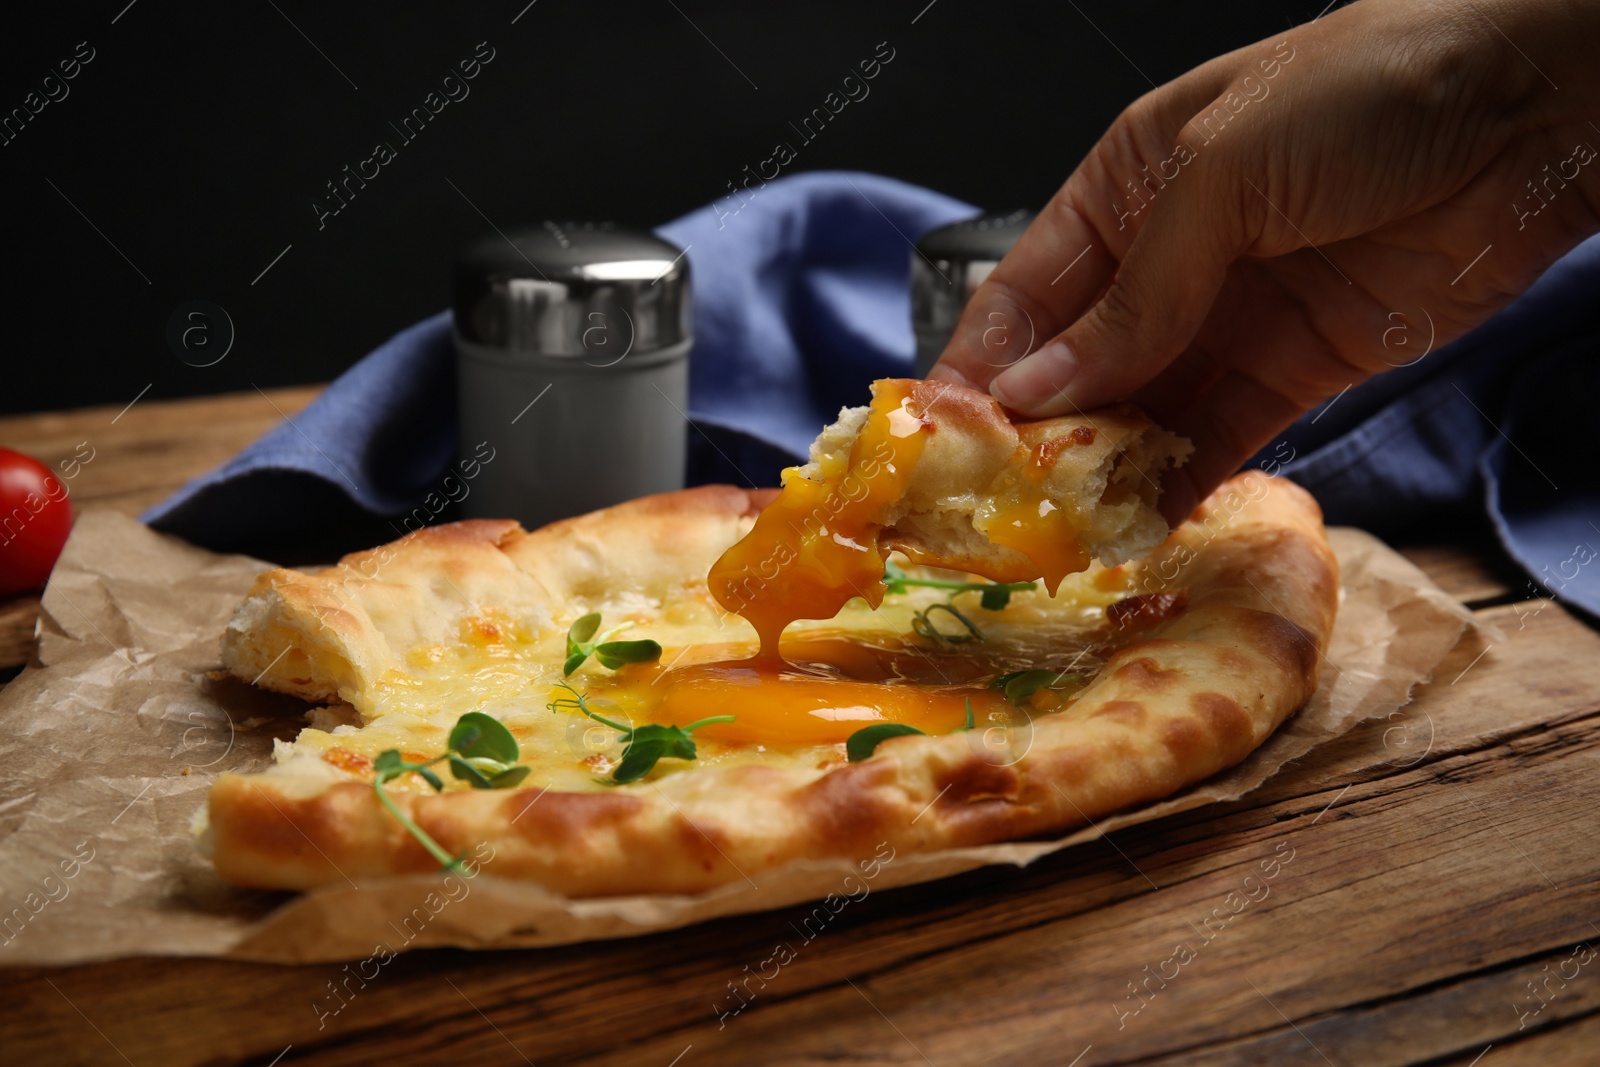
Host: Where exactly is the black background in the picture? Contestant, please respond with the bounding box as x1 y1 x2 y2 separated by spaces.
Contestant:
2 1 1319 416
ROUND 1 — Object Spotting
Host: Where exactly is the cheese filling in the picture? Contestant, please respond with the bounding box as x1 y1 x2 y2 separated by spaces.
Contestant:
282 381 1139 785
289 573 1124 791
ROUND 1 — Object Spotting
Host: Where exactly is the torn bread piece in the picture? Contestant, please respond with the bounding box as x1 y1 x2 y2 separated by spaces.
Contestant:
708 378 1191 653
811 379 1191 586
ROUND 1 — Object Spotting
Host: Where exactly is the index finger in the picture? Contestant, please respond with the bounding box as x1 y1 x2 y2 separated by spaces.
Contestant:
929 54 1245 391
927 192 1114 391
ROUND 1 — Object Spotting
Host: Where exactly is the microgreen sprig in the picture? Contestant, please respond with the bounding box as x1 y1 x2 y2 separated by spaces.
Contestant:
883 561 1037 644
911 602 984 644
548 682 734 784
564 612 663 676
883 560 1036 611
992 669 1087 706
372 712 530 873
845 698 975 762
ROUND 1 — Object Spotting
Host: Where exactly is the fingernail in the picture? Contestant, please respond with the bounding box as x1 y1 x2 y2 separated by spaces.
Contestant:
990 342 1077 413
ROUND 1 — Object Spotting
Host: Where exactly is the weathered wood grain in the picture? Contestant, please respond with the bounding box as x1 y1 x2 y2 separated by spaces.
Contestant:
0 593 40 671
0 386 321 513
1161 934 1600 1066
1441 1010 1600 1066
1396 541 1524 608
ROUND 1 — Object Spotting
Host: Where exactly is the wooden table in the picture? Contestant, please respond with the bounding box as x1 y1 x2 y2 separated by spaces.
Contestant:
0 386 321 671
3 390 1598 1067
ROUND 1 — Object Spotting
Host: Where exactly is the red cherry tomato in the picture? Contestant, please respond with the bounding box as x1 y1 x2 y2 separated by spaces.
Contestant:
0 448 74 596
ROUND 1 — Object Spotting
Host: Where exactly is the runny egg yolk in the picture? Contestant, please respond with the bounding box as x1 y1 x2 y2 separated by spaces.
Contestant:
650 660 1006 745
599 636 1002 747
975 434 1094 594
706 380 929 659
671 379 1099 749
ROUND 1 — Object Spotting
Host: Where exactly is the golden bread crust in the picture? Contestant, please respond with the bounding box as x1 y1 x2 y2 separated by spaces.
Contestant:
207 471 1336 896
220 488 773 712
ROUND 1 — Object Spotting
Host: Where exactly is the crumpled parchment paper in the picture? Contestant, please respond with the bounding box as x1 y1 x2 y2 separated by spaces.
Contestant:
0 512 1478 964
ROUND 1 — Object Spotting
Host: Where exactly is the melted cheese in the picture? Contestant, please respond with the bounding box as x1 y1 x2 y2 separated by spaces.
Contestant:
275 380 1136 791
279 564 1130 793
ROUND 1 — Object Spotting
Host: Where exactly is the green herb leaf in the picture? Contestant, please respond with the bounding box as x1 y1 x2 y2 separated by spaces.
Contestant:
594 639 663 671
1000 669 1086 707
846 722 927 762
642 724 700 761
447 754 495 789
847 696 983 760
373 748 445 791
613 726 691 784
564 612 603 675
547 682 732 784
611 744 665 784
371 711 532 872
979 586 1015 611
447 752 528 791
569 612 602 645
491 766 531 788
610 718 734 783
880 565 1034 606
449 711 519 763
564 613 660 675
1003 670 1055 705
884 566 1035 646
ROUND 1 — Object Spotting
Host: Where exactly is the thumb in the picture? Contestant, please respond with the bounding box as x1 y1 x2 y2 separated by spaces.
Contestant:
990 152 1246 417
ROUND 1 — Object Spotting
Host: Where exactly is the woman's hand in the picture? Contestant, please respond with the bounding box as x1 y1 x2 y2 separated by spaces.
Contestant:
931 0 1600 522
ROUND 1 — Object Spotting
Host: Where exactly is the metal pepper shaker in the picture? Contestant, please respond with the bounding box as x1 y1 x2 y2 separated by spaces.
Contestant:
911 209 1034 377
453 222 691 530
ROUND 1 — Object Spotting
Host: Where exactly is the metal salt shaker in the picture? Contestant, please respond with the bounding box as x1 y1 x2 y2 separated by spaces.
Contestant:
453 222 691 530
911 209 1034 377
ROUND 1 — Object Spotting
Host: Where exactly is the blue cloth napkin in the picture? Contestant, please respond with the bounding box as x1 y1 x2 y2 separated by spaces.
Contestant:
144 172 1600 618
1254 233 1600 617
